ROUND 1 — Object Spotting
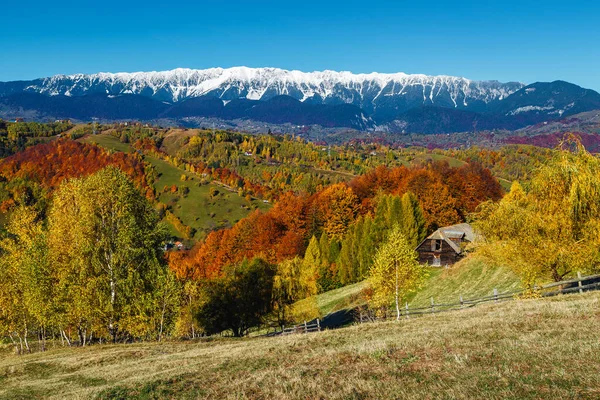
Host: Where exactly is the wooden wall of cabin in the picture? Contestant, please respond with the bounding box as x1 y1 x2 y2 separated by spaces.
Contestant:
416 239 461 266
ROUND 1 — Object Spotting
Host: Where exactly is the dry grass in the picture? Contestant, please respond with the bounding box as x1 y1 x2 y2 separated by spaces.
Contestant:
1 292 600 399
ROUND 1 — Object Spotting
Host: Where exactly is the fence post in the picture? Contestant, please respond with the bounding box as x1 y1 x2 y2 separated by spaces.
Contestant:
282 325 285 335
316 318 321 331
577 271 583 294
494 288 498 303
460 295 463 309
405 302 409 319
431 297 435 314
304 320 308 334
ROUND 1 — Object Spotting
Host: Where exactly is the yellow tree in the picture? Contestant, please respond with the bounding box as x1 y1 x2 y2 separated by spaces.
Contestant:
272 257 319 327
0 206 53 353
48 166 169 343
369 225 427 320
476 138 600 288
318 183 360 240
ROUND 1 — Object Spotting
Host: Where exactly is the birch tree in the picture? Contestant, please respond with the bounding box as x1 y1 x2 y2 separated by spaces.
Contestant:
48 166 169 342
369 225 426 320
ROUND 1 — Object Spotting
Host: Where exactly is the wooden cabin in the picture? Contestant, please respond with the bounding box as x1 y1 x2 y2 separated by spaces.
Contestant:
415 223 475 267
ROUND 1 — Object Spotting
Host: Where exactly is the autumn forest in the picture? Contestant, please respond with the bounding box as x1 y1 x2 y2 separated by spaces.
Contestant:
1 120 597 354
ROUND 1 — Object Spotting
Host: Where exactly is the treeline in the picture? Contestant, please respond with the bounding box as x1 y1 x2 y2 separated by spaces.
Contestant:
0 120 73 157
0 140 157 219
441 145 555 183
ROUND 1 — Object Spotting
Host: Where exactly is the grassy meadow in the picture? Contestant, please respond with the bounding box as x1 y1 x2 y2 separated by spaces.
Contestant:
1 291 599 399
81 133 270 241
307 256 522 317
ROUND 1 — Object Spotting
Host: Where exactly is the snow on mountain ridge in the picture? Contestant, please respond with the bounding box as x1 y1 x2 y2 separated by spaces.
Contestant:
24 67 525 112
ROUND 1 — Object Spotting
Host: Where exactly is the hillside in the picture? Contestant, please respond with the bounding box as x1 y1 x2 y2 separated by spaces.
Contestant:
81 133 270 241
308 255 521 317
1 291 599 399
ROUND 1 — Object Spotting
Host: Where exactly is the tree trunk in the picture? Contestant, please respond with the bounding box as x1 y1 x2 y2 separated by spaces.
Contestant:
159 300 166 342
23 322 30 353
395 260 400 321
9 333 18 355
61 329 72 347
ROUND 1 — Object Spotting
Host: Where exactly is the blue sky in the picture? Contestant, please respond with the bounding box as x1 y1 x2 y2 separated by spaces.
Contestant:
2 0 599 89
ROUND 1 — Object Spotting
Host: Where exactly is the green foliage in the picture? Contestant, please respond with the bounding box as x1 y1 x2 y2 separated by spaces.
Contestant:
196 258 276 337
336 192 427 287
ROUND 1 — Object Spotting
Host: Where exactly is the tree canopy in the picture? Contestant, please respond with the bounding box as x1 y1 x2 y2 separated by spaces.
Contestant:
476 139 600 287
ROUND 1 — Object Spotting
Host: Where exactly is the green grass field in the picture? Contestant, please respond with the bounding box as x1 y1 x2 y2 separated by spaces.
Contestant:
82 132 133 153
149 155 269 240
407 255 522 307
1 291 599 399
81 133 269 241
307 255 522 317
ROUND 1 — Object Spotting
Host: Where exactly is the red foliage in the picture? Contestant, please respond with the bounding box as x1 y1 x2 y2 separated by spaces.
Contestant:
171 160 503 281
350 160 503 225
0 140 153 197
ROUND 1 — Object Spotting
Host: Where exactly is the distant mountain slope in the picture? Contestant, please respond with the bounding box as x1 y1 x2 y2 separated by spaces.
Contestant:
0 67 523 117
2 67 600 133
0 93 373 130
493 81 600 119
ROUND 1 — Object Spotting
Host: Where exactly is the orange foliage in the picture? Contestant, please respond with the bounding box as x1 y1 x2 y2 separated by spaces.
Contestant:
170 160 503 281
0 139 153 198
349 160 503 228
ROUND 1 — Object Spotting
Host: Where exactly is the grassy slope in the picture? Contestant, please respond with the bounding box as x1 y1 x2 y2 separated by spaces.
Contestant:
149 155 269 240
408 255 522 307
315 281 368 315
309 255 522 315
2 292 599 399
81 133 269 240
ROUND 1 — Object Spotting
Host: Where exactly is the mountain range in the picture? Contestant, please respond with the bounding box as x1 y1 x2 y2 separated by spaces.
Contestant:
2 67 600 133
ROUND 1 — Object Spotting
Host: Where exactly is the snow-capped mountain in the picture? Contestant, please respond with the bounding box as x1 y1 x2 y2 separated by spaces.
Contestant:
2 68 600 133
1 67 524 119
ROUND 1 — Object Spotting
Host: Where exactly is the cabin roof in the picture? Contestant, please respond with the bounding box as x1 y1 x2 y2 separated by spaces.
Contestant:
416 223 476 255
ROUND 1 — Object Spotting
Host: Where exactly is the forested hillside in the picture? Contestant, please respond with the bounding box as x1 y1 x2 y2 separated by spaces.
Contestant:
0 121 594 351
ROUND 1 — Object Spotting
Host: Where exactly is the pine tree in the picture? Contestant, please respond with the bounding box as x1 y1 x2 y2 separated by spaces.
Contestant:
358 215 375 279
400 192 427 248
338 226 355 285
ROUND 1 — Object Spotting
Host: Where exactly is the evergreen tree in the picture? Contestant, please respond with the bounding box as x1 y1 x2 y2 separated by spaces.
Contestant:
358 216 375 279
400 192 427 248
338 226 355 285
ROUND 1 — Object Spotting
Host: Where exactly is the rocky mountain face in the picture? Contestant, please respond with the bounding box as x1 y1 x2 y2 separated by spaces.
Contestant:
1 67 599 133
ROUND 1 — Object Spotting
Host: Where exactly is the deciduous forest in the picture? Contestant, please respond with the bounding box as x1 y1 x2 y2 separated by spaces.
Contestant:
0 121 596 353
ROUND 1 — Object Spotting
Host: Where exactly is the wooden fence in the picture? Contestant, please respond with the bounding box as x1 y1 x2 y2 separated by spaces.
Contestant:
272 272 600 336
280 319 321 335
360 272 600 322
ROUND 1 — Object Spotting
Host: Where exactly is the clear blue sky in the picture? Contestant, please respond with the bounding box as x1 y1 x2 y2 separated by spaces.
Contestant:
2 0 599 90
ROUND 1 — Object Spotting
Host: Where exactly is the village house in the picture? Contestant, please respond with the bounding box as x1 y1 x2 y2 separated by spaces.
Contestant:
415 223 476 267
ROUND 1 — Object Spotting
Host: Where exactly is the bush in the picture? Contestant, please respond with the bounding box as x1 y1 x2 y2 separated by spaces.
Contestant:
196 258 276 337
